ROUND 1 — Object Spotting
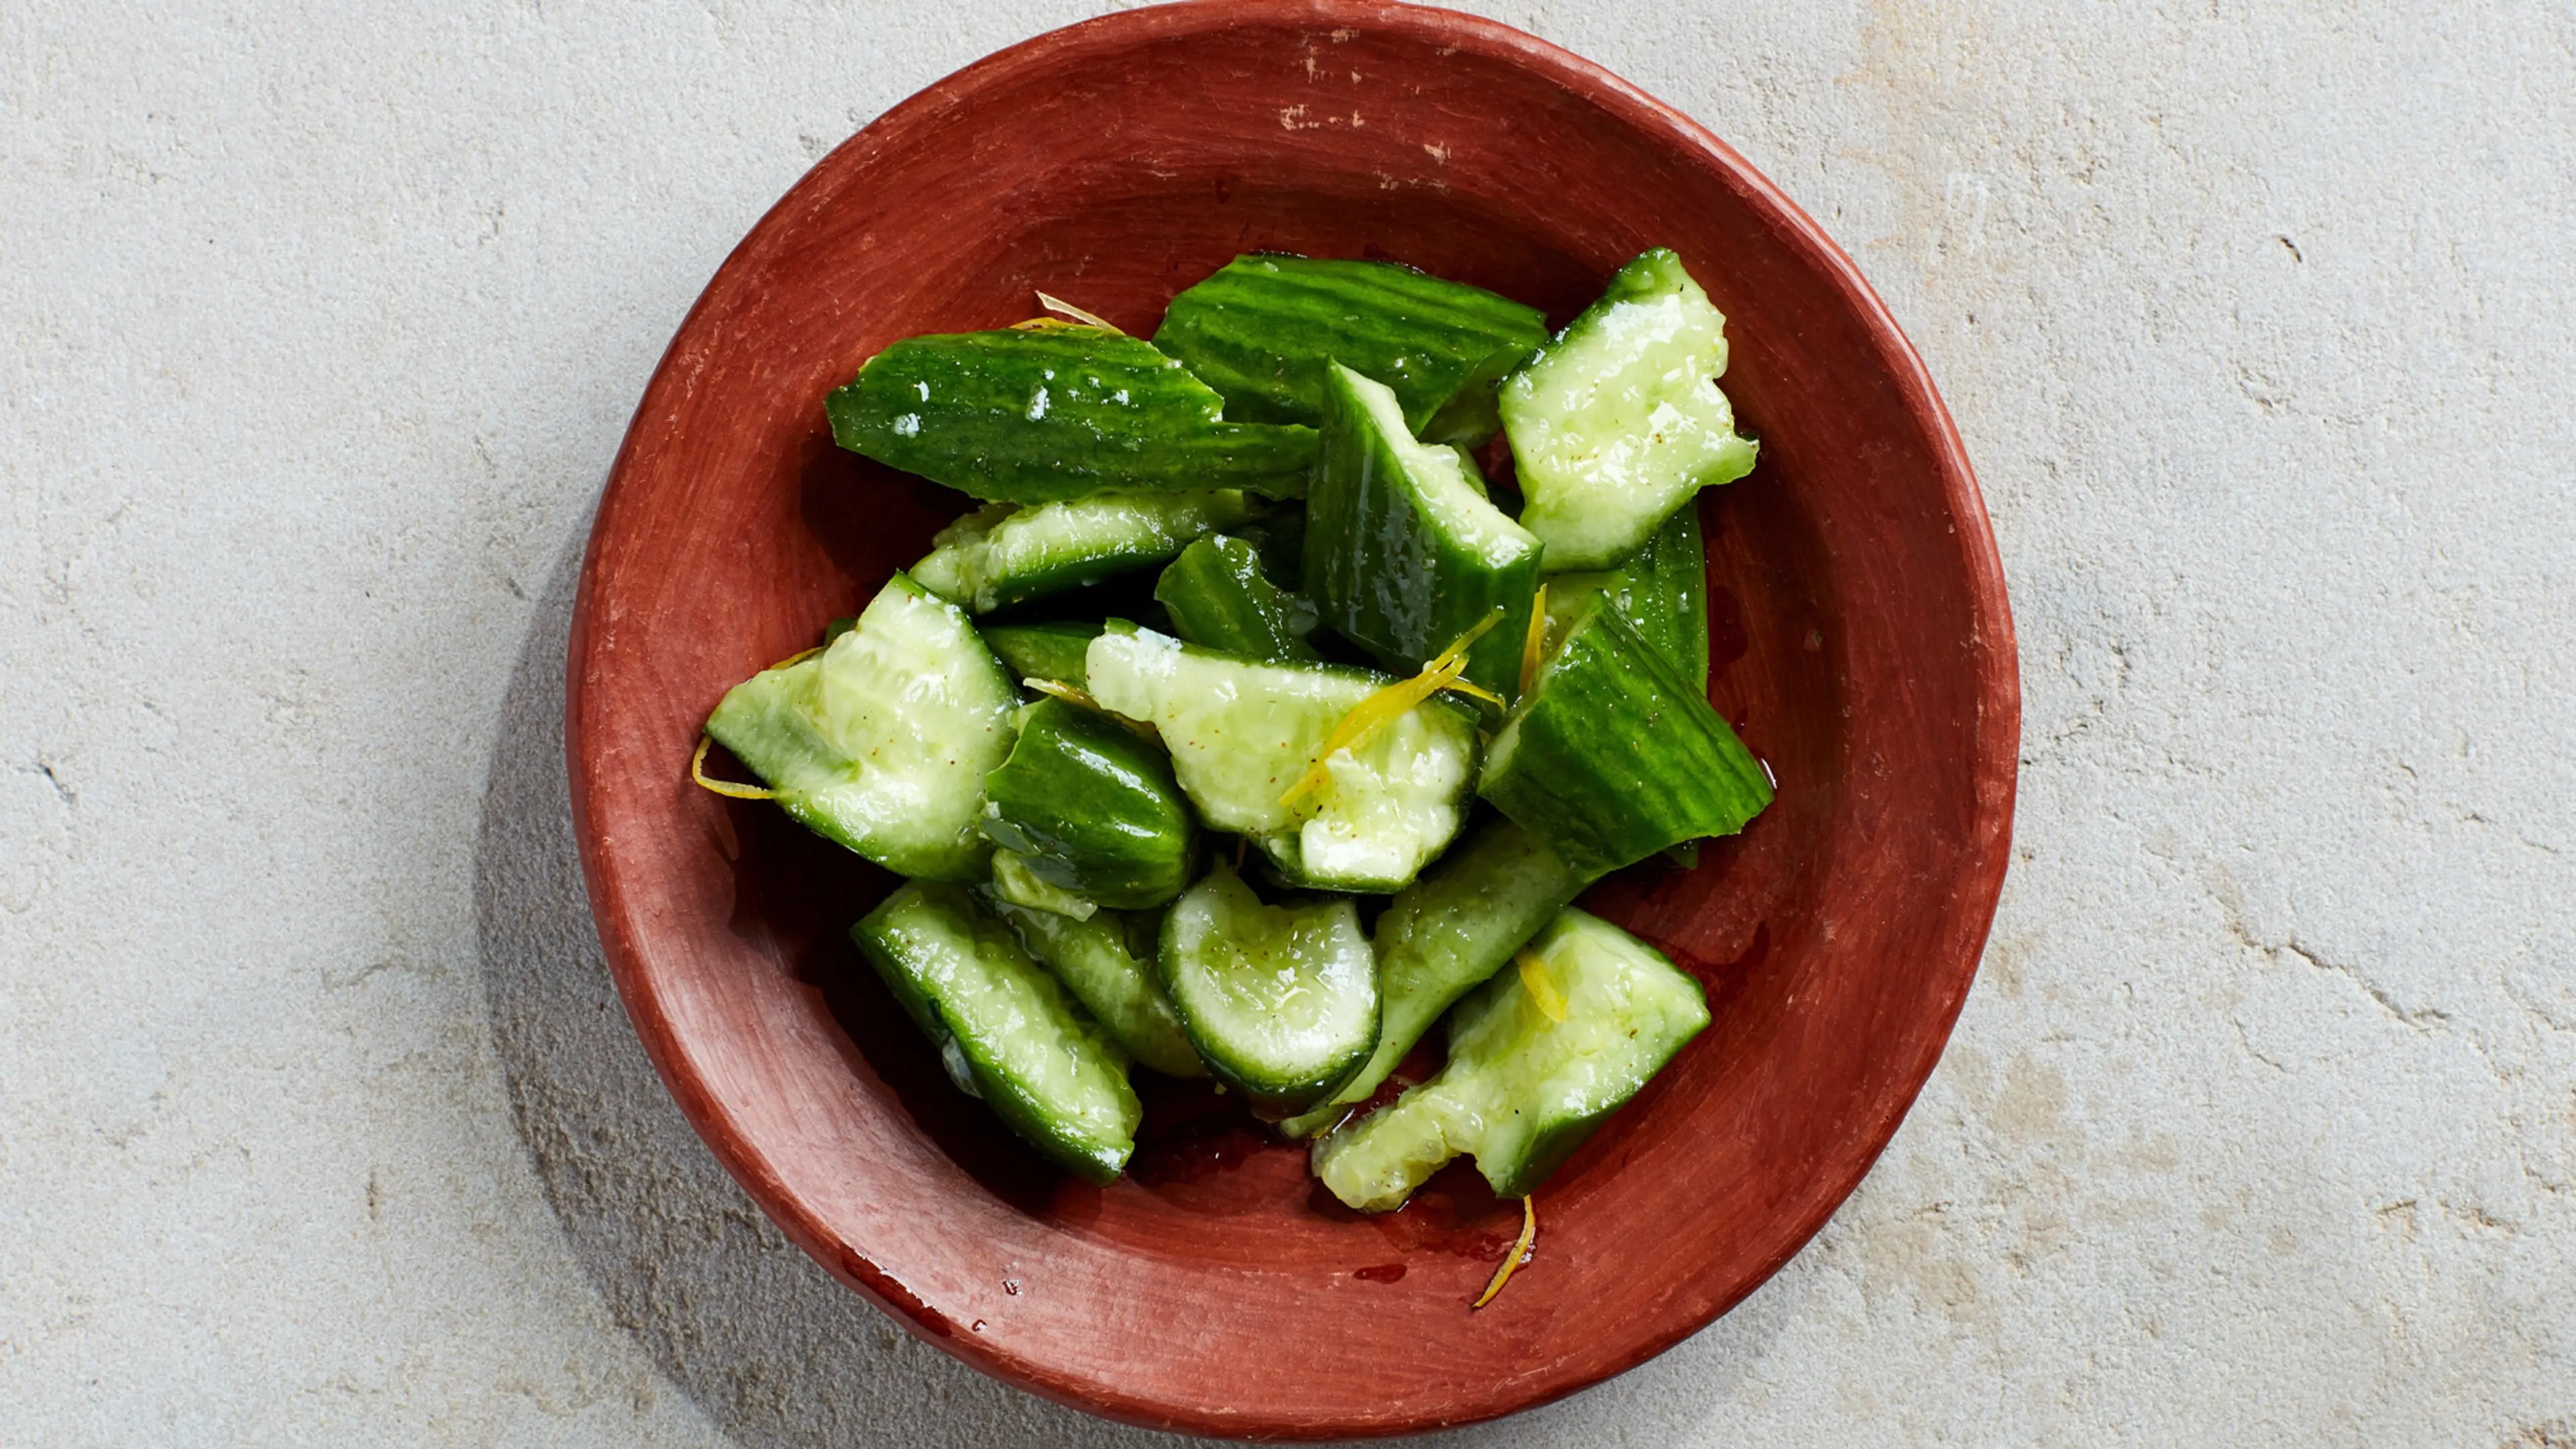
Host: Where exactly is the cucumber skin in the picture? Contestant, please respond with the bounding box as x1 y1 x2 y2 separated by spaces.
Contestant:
1544 502 1709 694
979 620 1104 689
981 893 1205 1079
1478 601 1771 879
981 698 1195 910
1157 867 1380 1114
1500 249 1758 570
1153 534 1321 662
828 325 1316 503
1304 363 1542 700
914 492 1258 614
1278 820 1583 1138
853 883 1141 1185
1152 254 1548 445
704 574 1016 881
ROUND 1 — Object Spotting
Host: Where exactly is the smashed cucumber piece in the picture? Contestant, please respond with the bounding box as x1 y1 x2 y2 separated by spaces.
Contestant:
1479 596 1770 878
982 892 1205 1079
1304 362 1542 701
1085 625 1479 894
828 325 1316 503
702 574 1017 881
1152 534 1320 663
980 696 1195 910
1500 249 1758 570
1152 254 1548 445
1310 908 1709 1210
1277 820 1583 1138
911 491 1260 614
1157 865 1378 1113
854 883 1142 1185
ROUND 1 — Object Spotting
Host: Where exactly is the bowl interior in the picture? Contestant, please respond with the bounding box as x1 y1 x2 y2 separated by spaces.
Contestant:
570 3 2014 1438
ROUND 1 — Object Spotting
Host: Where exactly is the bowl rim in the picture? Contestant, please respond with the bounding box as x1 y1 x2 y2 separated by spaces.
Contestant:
567 0 2019 1436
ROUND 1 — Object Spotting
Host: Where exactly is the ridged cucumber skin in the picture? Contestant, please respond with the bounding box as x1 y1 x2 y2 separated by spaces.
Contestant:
1279 820 1583 1138
1309 906 1708 1210
981 893 1205 1079
1499 249 1758 570
978 620 1104 690
912 492 1259 614
1477 599 1770 879
1152 254 1548 445
1543 501 1709 693
853 883 1142 1185
1156 866 1379 1114
703 574 1017 881
1085 626 1479 893
1304 363 1543 700
980 697 1195 910
828 325 1317 502
1152 534 1321 662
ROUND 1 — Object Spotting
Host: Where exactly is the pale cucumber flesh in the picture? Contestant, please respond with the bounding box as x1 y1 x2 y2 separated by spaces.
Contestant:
703 574 1018 881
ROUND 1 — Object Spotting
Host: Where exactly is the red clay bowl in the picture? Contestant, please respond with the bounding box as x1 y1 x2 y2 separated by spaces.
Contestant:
568 0 2016 1437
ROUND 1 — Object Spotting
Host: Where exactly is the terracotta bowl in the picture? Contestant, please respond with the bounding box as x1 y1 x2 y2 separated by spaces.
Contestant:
568 0 2017 1437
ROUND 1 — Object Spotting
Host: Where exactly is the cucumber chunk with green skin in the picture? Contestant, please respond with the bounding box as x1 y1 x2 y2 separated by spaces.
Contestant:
1279 819 1585 1138
978 620 1103 690
981 893 1205 1078
1478 597 1770 879
1152 534 1320 662
988 847 1098 920
1310 907 1709 1210
1085 626 1479 893
828 325 1317 503
1543 505 1713 867
1543 500 1708 693
853 883 1142 1184
704 574 1017 881
1153 254 1548 445
1157 865 1379 1112
1305 362 1542 700
1500 249 1758 570
981 697 1195 910
912 491 1261 614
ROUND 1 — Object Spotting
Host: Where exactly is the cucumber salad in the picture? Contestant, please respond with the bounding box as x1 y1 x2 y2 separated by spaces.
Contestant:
699 249 1772 1240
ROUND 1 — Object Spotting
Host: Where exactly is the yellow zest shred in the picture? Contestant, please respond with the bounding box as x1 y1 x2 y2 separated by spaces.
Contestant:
1024 678 1159 739
690 735 775 800
1034 291 1123 333
1442 676 1507 708
771 644 824 670
1278 610 1507 808
1518 583 1549 699
1516 949 1569 1023
1023 677 1102 710
1472 1196 1538 1309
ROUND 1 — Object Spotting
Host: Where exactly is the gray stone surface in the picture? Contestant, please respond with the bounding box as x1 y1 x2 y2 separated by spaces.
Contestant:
3 0 2571 1442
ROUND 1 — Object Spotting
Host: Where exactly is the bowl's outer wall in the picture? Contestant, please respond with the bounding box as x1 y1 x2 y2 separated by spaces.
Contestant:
567 0 2018 1438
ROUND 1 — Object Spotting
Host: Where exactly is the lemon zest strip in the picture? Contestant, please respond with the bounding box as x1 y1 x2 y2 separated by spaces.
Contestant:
690 735 775 800
1277 609 1506 808
1034 291 1123 334
1472 1196 1538 1309
1516 949 1569 1023
1518 582 1549 699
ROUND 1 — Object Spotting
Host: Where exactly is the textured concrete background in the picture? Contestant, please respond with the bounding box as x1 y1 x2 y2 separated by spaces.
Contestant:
5 1 2572 1443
